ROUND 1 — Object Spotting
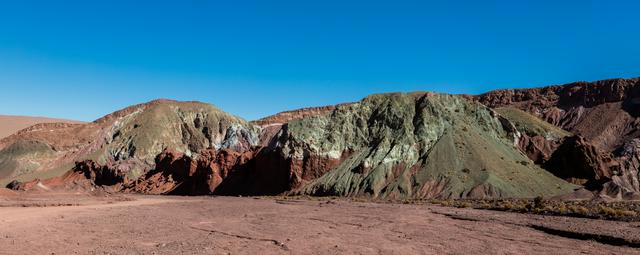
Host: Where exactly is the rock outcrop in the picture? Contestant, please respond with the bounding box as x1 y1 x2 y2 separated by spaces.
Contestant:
543 135 617 190
493 107 571 164
122 148 257 195
73 160 127 186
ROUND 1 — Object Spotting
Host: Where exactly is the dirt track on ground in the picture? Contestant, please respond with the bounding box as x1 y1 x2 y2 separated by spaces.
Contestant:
0 194 638 255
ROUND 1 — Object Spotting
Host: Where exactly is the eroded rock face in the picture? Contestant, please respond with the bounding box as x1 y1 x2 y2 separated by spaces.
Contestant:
543 136 618 190
121 147 297 196
122 148 256 195
122 146 340 196
477 78 640 198
73 160 126 186
611 139 640 198
491 107 570 165
517 135 562 164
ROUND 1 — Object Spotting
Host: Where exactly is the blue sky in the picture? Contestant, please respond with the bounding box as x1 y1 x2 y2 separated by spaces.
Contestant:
0 0 638 121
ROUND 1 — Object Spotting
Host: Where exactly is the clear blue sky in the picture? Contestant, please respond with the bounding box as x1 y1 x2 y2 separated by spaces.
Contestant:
0 1 638 121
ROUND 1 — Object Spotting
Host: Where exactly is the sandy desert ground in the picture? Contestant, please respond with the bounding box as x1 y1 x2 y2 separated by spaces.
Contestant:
0 192 638 255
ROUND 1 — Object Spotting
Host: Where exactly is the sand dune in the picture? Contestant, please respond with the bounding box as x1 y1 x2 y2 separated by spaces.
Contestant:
0 115 83 139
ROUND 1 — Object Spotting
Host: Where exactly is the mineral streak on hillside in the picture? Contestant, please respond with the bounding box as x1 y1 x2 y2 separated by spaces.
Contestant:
477 78 640 199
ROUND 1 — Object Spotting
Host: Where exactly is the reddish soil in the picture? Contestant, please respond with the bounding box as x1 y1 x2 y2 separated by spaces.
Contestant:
0 193 638 254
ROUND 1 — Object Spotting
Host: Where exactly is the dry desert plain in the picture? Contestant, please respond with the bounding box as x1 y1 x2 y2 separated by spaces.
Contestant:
0 191 638 255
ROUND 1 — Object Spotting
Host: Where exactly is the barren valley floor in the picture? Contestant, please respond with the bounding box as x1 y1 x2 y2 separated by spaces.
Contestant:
0 194 638 255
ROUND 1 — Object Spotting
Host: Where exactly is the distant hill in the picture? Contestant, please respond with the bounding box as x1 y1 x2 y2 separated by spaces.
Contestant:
0 115 83 139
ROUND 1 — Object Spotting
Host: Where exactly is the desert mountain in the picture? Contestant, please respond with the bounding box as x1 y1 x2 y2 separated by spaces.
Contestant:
274 93 573 198
0 115 82 139
2 92 577 199
0 99 257 186
12 77 640 199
